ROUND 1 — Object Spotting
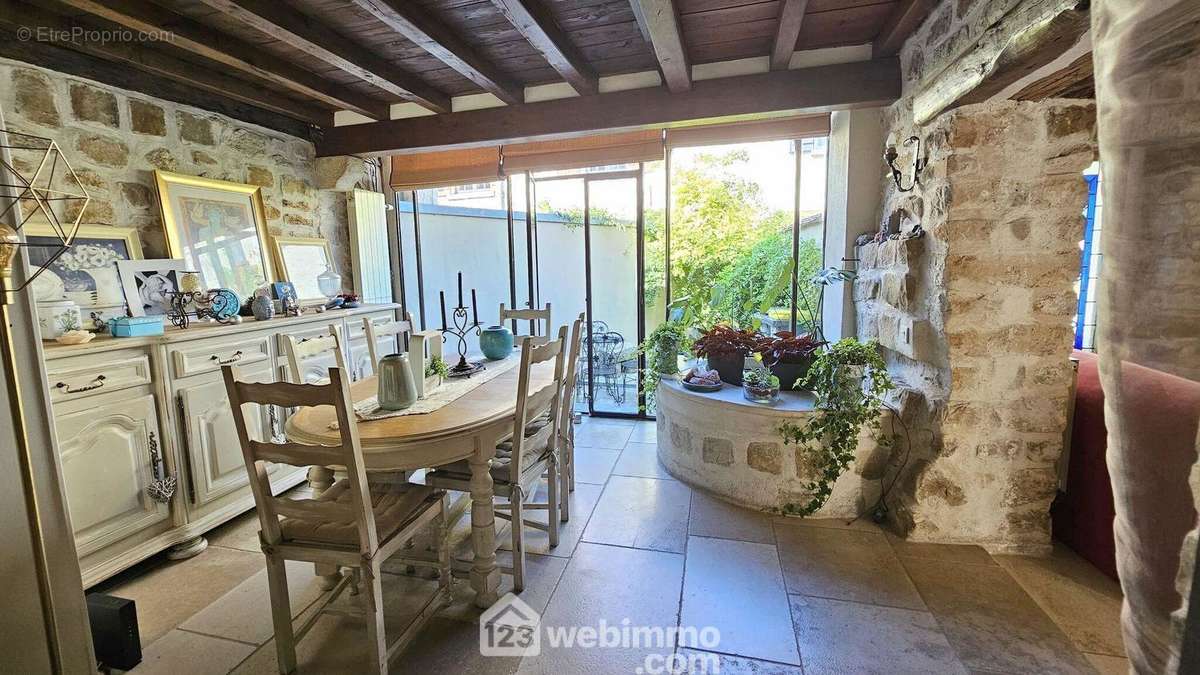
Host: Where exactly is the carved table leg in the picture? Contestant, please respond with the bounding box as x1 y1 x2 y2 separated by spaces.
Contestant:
468 439 501 608
308 465 341 590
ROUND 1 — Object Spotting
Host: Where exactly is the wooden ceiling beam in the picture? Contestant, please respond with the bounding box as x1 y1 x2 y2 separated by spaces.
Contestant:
348 0 523 104
317 57 900 157
629 0 692 93
53 0 390 120
490 0 599 96
195 0 451 113
770 0 809 71
0 0 332 127
873 0 937 58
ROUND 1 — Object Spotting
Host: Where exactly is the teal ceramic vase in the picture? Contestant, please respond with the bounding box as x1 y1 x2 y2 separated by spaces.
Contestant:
377 353 418 411
479 325 514 360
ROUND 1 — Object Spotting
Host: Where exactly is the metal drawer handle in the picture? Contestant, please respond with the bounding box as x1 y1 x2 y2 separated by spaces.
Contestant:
55 374 106 394
211 350 243 365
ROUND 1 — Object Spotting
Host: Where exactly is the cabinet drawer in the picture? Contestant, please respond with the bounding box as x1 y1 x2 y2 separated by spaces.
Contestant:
171 335 271 378
47 353 152 404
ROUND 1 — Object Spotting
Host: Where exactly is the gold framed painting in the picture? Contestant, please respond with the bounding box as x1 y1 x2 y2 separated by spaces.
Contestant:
272 236 335 304
154 169 274 300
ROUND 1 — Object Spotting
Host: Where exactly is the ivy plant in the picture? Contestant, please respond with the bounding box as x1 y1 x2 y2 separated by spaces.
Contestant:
635 320 690 412
777 338 894 516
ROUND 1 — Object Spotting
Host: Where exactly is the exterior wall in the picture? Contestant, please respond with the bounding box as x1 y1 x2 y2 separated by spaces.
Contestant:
0 56 359 285
859 0 1097 552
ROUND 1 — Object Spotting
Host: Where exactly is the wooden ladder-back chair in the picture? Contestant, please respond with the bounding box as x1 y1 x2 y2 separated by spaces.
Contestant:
558 314 585 517
222 366 449 675
500 302 552 344
283 323 348 384
363 311 416 372
425 327 567 592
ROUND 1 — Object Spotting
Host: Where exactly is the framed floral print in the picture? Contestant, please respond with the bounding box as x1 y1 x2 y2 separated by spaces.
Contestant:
25 224 143 327
154 170 274 300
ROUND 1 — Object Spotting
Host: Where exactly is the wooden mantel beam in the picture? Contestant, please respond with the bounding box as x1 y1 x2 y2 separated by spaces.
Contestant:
629 0 692 93
873 0 936 58
771 0 809 71
54 0 390 120
195 0 451 113
349 0 523 105
317 58 900 157
490 0 598 96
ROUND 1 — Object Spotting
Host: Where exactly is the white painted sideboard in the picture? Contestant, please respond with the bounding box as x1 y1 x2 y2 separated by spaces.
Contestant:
41 304 401 587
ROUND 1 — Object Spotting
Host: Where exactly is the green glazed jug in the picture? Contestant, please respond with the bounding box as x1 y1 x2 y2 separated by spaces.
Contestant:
377 353 418 411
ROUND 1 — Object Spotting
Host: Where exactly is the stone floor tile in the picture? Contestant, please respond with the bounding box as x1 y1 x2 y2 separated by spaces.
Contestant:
628 421 657 443
206 511 262 554
614 441 677 480
516 542 685 675
673 648 802 674
1084 652 1130 675
134 629 255 675
574 420 635 449
772 514 884 533
905 558 1095 674
400 617 524 674
180 560 326 645
583 475 692 553
994 543 1126 657
439 551 568 624
497 481 604 558
790 595 966 675
681 536 799 665
774 520 925 610
572 446 621 485
99 545 264 646
688 491 775 544
885 532 998 567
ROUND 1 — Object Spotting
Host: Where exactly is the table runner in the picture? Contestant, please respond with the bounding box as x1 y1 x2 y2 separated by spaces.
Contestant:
352 356 521 420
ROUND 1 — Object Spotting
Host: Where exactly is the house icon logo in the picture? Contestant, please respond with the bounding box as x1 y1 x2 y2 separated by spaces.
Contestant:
479 593 541 657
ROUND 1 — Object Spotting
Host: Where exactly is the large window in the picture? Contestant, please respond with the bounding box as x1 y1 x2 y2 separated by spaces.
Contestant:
391 132 829 417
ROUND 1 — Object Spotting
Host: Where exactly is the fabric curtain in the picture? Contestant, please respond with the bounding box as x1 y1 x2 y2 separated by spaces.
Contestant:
389 147 501 190
665 114 830 148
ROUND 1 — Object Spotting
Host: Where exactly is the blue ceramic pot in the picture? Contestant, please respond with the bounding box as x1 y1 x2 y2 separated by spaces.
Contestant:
479 325 514 360
377 353 417 411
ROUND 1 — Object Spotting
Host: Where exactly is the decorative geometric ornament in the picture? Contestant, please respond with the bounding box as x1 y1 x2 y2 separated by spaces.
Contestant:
0 128 91 303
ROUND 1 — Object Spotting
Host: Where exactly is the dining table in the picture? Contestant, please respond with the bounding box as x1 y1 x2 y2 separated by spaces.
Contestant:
284 355 555 608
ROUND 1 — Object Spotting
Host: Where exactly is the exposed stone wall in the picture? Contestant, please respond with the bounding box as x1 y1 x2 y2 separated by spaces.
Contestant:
859 0 1097 552
0 56 362 286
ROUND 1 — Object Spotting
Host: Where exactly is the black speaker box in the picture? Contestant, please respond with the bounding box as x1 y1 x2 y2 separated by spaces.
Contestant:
86 592 141 671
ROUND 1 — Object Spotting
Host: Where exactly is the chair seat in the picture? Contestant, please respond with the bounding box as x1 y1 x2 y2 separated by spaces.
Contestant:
280 480 439 546
496 412 551 453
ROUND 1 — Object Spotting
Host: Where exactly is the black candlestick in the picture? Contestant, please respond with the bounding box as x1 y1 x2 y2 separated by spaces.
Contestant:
441 287 483 377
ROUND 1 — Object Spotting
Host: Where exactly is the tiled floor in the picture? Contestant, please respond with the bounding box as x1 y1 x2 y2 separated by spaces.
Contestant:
106 417 1129 674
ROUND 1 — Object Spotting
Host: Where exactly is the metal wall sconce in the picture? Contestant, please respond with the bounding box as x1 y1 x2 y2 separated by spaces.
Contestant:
884 136 927 193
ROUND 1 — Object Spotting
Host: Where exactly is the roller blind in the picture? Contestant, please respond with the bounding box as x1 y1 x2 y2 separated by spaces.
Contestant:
390 147 501 190
666 114 830 148
501 129 664 173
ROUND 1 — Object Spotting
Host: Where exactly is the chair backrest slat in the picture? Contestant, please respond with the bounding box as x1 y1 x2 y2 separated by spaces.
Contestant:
222 365 379 553
500 302 551 339
559 313 585 432
284 324 348 383
508 328 567 483
364 311 415 371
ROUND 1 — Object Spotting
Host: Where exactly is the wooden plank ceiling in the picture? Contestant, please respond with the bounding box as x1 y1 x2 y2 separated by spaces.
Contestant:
6 0 930 139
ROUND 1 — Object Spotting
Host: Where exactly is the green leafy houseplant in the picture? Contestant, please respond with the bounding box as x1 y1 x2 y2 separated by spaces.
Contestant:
777 339 894 516
424 356 449 379
635 320 690 411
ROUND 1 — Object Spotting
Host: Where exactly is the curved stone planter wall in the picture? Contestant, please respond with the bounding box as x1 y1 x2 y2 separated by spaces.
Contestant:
656 379 887 516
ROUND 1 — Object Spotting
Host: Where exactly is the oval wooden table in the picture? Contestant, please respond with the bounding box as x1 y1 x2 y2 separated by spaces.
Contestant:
285 359 555 608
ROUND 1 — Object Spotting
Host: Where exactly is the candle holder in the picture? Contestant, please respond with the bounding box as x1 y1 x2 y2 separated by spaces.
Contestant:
166 288 240 330
441 271 485 377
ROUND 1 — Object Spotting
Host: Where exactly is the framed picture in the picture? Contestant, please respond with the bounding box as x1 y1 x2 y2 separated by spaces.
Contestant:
154 170 274 301
25 224 143 311
272 236 334 303
117 259 189 317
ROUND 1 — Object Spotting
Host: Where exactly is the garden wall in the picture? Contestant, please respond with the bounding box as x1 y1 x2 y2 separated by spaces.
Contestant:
0 56 362 284
858 0 1096 552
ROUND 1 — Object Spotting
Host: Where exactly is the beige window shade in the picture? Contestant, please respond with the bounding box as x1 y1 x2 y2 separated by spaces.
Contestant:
390 147 501 191
502 129 664 173
666 115 831 148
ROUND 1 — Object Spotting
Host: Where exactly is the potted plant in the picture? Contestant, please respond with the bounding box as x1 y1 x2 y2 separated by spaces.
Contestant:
777 338 894 516
759 331 824 391
635 320 690 411
693 324 770 385
423 355 448 395
742 354 780 403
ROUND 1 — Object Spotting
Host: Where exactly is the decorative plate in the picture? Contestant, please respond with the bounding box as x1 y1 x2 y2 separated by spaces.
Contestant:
682 379 722 393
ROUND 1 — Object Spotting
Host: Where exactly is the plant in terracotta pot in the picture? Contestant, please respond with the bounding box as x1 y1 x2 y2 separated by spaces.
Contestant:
759 331 824 391
692 324 770 385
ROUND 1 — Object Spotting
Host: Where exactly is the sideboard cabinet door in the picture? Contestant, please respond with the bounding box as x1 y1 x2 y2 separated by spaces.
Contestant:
177 362 273 506
56 391 171 559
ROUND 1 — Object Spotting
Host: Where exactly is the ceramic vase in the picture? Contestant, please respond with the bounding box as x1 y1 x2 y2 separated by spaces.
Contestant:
38 299 82 340
377 353 418 411
251 294 275 321
479 325 514 360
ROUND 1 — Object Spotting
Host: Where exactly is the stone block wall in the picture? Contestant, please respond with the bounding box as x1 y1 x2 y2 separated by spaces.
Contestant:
859 0 1097 552
0 57 366 284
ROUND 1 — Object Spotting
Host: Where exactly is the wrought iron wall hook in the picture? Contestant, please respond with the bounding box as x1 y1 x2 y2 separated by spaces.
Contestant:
885 136 927 193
